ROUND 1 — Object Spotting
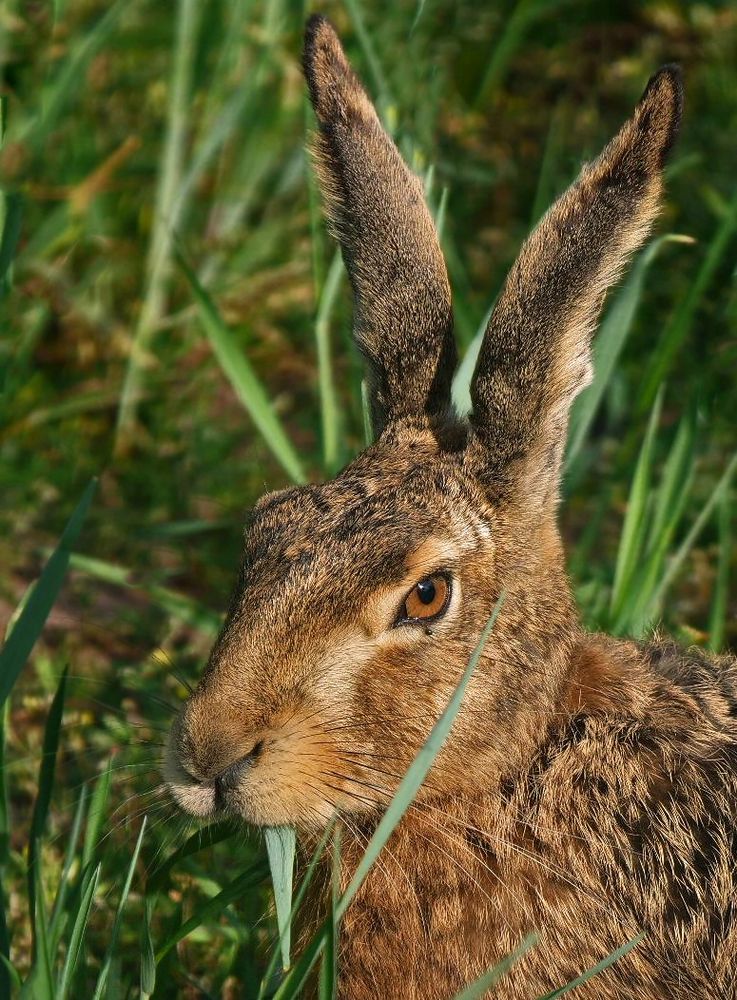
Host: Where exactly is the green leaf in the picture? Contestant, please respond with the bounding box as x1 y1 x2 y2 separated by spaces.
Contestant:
28 666 68 952
0 700 10 866
566 235 689 468
0 479 96 709
708 488 732 652
177 249 307 485
612 409 696 635
318 829 341 1000
315 251 344 474
608 390 663 625
57 863 101 1000
140 898 156 999
82 757 114 871
339 594 504 918
638 184 737 411
264 826 296 972
0 884 12 1000
360 380 374 447
147 819 240 891
258 820 336 998
647 451 737 620
0 193 22 299
50 782 89 947
67 552 221 636
0 952 21 993
537 932 645 999
21 855 54 1000
451 303 494 417
155 858 270 962
92 817 148 1000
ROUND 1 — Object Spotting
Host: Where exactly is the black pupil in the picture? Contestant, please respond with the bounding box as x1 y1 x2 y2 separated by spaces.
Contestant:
416 579 436 605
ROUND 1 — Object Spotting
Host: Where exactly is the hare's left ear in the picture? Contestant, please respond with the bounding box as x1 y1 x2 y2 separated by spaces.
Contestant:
303 16 456 437
466 67 683 510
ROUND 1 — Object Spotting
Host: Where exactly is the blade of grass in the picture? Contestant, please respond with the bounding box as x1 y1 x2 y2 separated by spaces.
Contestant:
708 488 732 652
115 0 202 449
343 0 391 104
0 691 7 1000
474 0 561 107
50 782 88 946
319 827 341 1000
0 954 21 993
155 858 270 962
315 251 344 474
68 552 221 635
638 188 737 412
566 235 690 468
0 192 22 300
27 666 68 953
360 380 373 447
148 819 239 891
613 410 696 635
0 479 96 709
140 898 156 1000
25 858 54 1000
0 708 8 869
177 250 307 484
0 885 9 1000
537 931 645 999
264 826 296 973
258 820 337 998
82 757 114 871
92 816 148 1000
646 452 737 622
56 863 101 1000
608 390 663 624
15 0 128 149
451 303 495 416
451 932 538 999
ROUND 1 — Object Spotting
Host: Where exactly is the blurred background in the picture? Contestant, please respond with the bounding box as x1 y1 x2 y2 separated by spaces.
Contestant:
1 0 736 995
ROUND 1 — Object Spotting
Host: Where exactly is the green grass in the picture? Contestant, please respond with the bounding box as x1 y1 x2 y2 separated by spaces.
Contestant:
1 0 736 995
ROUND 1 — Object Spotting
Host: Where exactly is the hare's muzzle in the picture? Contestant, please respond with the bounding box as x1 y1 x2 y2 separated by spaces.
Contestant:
163 693 264 819
163 684 349 828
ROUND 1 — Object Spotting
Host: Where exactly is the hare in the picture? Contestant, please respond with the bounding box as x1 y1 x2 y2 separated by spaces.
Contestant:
165 14 737 1000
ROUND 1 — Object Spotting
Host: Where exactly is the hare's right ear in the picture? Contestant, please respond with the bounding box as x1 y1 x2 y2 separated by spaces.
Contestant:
466 67 682 512
303 16 456 437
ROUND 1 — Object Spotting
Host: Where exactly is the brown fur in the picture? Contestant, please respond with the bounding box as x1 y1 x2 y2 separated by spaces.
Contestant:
164 16 737 999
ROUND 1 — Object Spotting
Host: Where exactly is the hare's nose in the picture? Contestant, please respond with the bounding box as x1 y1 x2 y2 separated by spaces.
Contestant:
213 741 264 806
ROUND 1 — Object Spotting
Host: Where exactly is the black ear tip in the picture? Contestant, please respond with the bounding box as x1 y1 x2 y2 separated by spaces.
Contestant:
637 64 684 163
303 14 339 72
303 14 348 112
642 63 684 107
304 13 332 50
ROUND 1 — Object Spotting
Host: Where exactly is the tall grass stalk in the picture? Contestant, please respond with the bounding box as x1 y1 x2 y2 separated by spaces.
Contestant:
115 0 201 450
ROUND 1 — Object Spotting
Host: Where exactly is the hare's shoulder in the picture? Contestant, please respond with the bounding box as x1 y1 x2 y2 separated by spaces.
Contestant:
638 636 737 728
548 632 737 812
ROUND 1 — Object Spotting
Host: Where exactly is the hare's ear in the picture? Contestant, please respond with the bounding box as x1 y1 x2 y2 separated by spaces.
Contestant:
466 67 682 509
303 16 456 437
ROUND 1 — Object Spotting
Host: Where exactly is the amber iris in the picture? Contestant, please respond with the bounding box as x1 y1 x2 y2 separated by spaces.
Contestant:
401 574 450 623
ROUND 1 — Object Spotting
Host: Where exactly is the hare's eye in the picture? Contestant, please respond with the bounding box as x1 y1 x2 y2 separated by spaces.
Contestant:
396 574 451 626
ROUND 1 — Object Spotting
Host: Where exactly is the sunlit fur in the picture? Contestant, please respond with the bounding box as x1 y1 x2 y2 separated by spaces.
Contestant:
165 16 737 1000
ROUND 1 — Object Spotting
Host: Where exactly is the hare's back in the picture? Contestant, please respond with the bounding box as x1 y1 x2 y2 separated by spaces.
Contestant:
640 638 737 727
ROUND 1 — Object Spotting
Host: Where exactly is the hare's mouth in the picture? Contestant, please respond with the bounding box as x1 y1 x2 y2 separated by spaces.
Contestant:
162 709 375 829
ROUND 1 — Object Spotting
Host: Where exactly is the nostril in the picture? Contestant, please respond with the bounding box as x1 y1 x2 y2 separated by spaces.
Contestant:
213 741 265 804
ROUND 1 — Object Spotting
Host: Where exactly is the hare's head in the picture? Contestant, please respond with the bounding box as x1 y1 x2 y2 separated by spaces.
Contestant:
165 17 682 829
